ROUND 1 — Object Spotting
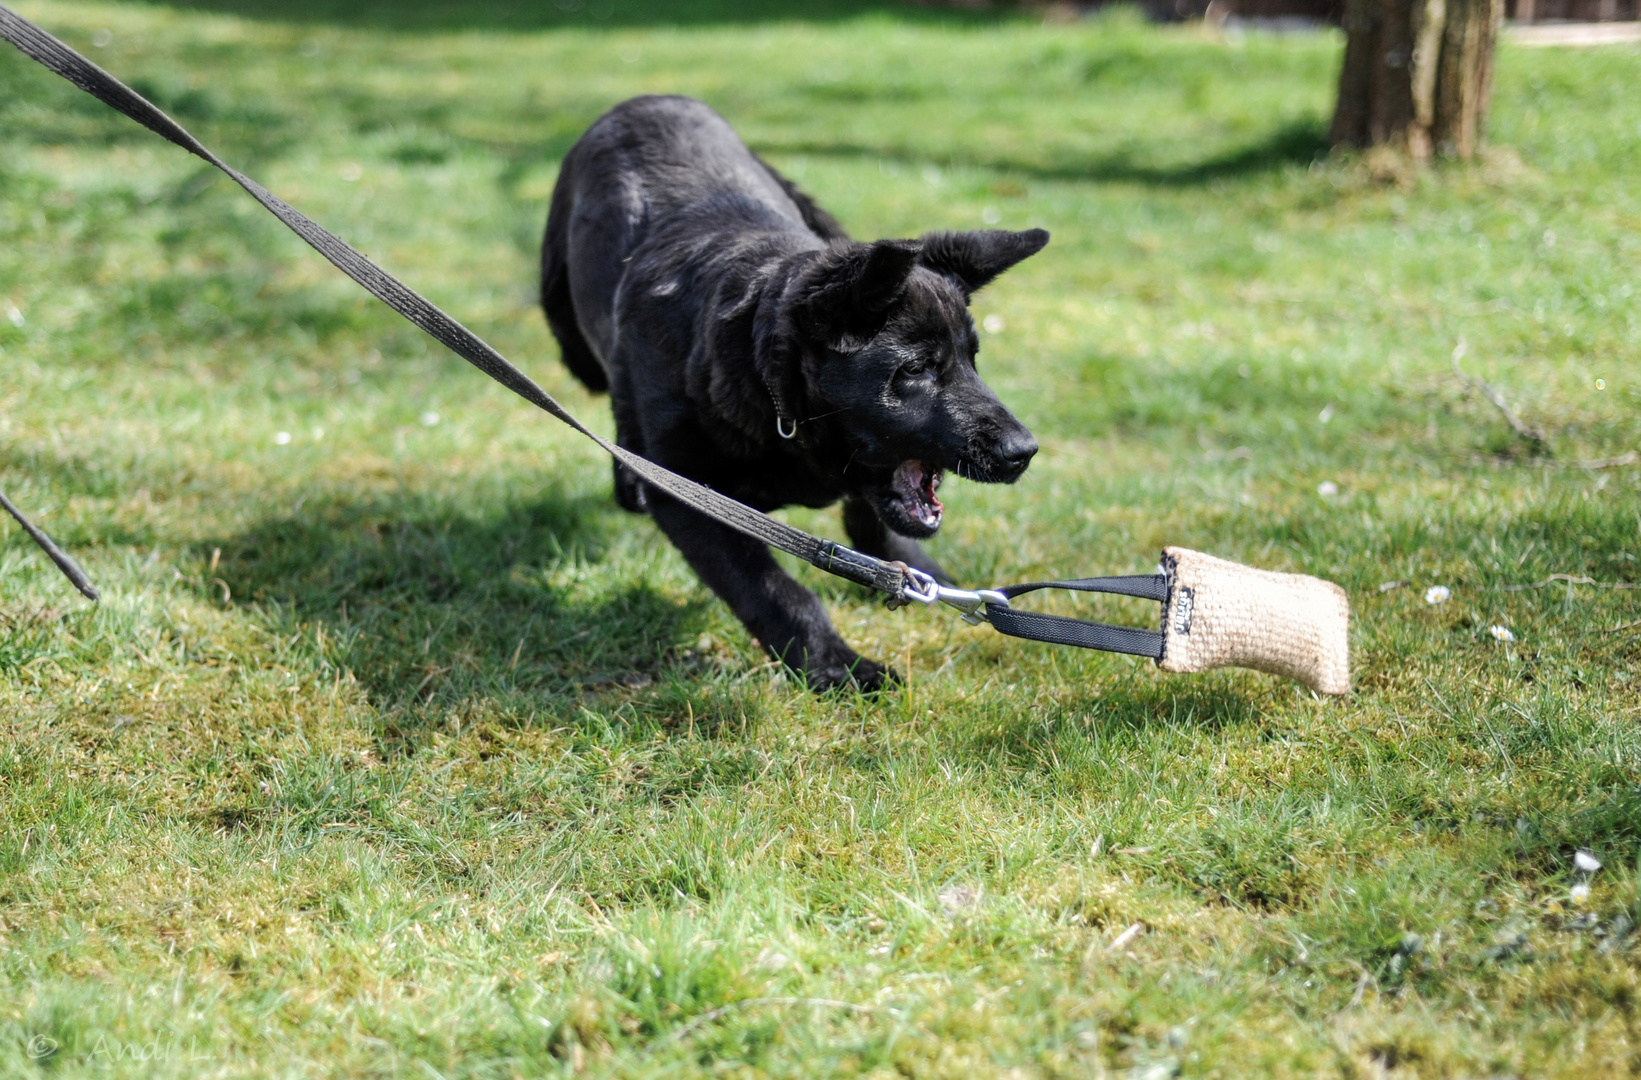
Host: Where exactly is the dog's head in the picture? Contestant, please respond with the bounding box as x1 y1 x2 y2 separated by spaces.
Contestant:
787 229 1047 538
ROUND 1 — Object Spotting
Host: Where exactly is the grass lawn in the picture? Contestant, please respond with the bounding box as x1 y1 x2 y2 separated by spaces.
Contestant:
2 1 1639 1075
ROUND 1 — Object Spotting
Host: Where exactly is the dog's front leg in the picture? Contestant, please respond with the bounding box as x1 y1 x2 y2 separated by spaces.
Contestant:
648 491 895 692
607 372 651 514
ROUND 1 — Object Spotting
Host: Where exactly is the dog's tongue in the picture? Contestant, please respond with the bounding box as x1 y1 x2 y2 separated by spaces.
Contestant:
894 460 944 528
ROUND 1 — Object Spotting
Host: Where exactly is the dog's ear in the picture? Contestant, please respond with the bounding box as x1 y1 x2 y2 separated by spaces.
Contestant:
919 228 1049 295
802 239 921 344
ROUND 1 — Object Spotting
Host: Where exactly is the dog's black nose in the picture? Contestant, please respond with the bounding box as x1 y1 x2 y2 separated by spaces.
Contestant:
996 431 1038 478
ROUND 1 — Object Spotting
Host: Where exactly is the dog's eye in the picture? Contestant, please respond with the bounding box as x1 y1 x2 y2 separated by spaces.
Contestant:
898 360 932 379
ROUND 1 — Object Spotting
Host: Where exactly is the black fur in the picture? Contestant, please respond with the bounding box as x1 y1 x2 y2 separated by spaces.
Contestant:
542 95 1046 691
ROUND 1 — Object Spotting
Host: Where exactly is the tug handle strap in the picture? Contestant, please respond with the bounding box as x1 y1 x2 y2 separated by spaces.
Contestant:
997 574 1168 603
983 575 1168 658
983 606 1166 659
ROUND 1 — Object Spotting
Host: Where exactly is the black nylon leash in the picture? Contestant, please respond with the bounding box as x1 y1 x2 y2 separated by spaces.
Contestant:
0 4 903 596
0 5 1169 660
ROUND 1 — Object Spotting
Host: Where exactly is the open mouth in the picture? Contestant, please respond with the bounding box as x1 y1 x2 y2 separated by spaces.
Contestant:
887 459 944 533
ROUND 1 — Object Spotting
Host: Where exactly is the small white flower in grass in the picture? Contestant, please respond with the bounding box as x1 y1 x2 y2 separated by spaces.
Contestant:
1571 883 1591 903
1317 480 1339 497
420 411 440 427
4 302 23 327
982 314 1006 335
1489 625 1515 642
937 883 981 915
981 205 1001 225
1318 404 1334 424
1575 850 1601 875
274 431 292 445
755 948 792 973
1424 585 1450 604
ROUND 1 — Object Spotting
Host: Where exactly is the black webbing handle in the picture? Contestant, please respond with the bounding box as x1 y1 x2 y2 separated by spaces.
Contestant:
984 605 1165 659
998 574 1166 603
0 4 908 600
957 572 1169 658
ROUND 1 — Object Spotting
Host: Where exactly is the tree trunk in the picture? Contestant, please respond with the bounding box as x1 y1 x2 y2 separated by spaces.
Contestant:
1330 0 1502 160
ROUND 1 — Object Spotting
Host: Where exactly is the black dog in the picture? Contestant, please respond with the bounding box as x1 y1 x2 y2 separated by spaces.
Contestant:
542 95 1045 691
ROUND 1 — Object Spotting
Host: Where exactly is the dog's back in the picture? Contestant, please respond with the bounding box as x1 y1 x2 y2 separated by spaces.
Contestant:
541 95 844 392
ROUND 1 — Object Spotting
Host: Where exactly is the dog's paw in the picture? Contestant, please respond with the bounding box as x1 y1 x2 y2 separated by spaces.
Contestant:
805 655 900 695
849 656 901 694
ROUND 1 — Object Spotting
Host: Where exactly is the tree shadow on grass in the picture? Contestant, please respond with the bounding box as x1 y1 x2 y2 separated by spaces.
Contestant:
764 118 1331 188
488 120 1331 216
209 487 730 741
139 0 1021 32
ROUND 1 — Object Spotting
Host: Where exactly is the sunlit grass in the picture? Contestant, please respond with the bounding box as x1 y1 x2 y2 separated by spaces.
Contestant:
2 1 1639 1076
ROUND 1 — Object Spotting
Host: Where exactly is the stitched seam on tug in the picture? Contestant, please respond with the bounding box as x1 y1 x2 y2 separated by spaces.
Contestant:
1157 549 1179 667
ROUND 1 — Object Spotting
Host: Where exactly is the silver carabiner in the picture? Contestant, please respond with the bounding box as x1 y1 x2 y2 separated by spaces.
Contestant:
901 566 942 605
899 567 1010 625
936 585 1013 624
